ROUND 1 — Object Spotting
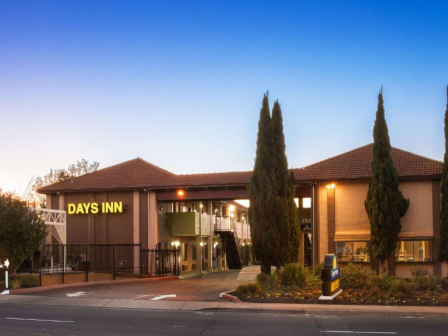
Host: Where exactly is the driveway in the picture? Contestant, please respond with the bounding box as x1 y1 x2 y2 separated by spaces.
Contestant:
19 266 260 302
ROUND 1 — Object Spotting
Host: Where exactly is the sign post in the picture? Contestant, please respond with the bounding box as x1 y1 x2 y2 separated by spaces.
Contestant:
1 259 10 295
319 254 342 300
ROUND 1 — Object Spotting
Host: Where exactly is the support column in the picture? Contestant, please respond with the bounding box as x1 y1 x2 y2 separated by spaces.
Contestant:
148 192 159 249
133 191 140 272
327 186 335 254
196 201 203 276
207 201 213 272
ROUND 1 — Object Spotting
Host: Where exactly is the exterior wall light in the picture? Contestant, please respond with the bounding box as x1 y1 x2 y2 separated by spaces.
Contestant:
200 242 204 246
326 183 335 189
177 190 185 196
171 241 180 247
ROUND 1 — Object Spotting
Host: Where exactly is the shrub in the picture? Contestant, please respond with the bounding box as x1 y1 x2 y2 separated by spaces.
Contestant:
367 274 396 291
278 263 308 287
314 263 324 278
256 272 272 286
410 267 439 291
340 263 375 289
10 278 21 290
20 275 39 288
235 283 262 296
441 277 448 291
389 278 414 294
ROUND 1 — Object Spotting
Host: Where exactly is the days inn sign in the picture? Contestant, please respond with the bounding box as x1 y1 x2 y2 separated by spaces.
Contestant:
68 202 126 215
321 254 341 297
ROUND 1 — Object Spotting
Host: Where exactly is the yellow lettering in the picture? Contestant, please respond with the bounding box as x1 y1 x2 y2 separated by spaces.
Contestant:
68 204 76 214
91 203 99 214
76 203 84 214
83 203 91 213
102 202 105 213
114 202 123 213
105 202 114 213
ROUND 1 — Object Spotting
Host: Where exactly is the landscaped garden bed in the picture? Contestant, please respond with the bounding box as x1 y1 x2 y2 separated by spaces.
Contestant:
234 263 448 306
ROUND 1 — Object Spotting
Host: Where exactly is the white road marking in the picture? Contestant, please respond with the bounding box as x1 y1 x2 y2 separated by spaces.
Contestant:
321 332 396 335
1 290 9 295
66 292 86 298
135 294 151 299
150 294 176 301
6 318 74 323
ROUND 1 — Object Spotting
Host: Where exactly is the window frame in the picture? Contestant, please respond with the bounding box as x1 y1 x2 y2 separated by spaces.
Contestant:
395 238 434 263
334 241 372 263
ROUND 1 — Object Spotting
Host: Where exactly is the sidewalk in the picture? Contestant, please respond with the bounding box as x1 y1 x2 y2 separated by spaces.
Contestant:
1 294 447 316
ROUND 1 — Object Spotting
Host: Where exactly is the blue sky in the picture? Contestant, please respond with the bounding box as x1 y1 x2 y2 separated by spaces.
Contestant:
1 1 447 194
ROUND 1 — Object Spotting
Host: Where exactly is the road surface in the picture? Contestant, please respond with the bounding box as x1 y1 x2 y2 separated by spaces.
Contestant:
0 303 447 336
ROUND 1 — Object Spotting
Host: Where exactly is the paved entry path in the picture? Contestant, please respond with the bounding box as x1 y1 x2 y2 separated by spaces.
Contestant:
18 266 260 302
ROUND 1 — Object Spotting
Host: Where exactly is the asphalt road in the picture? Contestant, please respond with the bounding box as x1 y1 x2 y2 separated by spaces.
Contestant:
0 303 447 336
22 267 260 301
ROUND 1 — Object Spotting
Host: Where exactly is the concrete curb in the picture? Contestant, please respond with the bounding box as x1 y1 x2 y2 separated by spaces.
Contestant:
219 291 242 303
10 276 179 294
1 295 448 317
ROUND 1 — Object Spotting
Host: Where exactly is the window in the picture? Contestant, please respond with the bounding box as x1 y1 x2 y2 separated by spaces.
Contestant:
395 239 433 262
334 241 371 263
204 243 208 259
182 243 188 261
192 243 197 261
302 198 312 208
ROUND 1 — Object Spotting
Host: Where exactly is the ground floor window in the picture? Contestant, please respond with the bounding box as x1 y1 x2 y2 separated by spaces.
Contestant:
192 243 197 261
395 239 433 262
182 243 188 261
335 241 371 263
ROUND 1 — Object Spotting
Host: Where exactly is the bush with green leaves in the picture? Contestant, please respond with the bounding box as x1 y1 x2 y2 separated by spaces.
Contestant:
340 263 376 289
314 263 324 278
10 278 21 290
278 263 308 287
410 267 439 291
235 283 262 296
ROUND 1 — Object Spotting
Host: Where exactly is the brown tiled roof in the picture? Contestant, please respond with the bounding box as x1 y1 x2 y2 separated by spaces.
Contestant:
38 144 442 193
293 144 442 182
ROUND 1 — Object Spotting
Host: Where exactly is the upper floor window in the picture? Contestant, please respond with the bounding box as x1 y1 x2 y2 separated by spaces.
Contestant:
334 241 371 263
395 239 433 263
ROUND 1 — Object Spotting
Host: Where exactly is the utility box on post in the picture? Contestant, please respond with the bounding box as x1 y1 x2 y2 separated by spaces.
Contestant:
319 254 342 301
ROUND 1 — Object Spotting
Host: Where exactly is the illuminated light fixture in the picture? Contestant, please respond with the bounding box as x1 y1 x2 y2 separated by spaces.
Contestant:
230 213 235 218
213 242 218 247
326 183 335 189
242 243 245 246
200 204 203 208
200 242 204 246
229 205 235 212
177 190 185 196
171 241 180 247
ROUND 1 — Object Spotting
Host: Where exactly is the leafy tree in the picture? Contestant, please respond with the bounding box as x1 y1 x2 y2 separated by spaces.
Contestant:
0 193 47 275
439 86 448 271
287 171 301 262
271 100 291 266
28 160 99 207
365 89 409 274
249 93 280 274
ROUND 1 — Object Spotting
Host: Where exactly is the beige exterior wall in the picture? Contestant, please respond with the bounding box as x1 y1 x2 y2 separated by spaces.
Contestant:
318 184 328 263
399 181 433 238
335 182 370 241
395 264 434 278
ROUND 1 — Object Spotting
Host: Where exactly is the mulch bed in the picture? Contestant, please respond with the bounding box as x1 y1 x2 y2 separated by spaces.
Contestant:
233 288 448 306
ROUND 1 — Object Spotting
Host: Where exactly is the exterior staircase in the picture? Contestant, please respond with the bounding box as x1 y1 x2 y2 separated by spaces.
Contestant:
215 228 243 269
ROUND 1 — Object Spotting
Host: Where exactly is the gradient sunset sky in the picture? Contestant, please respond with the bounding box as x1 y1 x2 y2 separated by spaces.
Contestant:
1 1 447 194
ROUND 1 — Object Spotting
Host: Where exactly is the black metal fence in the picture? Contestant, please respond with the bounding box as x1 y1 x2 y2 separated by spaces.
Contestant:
12 244 179 286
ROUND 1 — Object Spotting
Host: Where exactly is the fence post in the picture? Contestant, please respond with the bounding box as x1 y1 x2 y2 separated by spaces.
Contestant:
139 244 142 279
86 244 89 282
113 245 116 281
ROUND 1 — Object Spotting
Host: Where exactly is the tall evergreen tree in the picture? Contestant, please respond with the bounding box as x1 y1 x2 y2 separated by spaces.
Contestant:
439 86 448 271
271 100 291 266
365 89 410 274
287 170 301 262
249 93 280 274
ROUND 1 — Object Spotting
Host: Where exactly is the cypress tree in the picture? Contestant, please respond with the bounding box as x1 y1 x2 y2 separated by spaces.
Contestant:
287 170 301 262
439 86 448 270
271 100 291 266
249 93 280 274
365 89 410 274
